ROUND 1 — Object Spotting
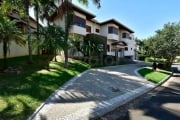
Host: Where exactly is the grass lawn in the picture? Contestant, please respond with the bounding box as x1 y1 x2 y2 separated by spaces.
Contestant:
0 55 90 120
138 67 171 83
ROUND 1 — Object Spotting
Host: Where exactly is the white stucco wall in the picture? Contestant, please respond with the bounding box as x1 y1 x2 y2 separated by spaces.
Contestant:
100 25 108 37
120 30 135 58
0 42 36 59
74 11 86 19
86 20 100 34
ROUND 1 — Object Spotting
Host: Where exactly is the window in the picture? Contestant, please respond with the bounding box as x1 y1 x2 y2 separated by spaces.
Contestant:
107 45 110 52
108 26 118 35
125 47 128 51
73 15 86 28
96 28 100 33
122 33 127 38
86 25 91 32
122 32 131 39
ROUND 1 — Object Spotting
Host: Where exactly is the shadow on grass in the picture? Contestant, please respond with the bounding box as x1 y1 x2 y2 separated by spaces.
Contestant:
0 56 89 120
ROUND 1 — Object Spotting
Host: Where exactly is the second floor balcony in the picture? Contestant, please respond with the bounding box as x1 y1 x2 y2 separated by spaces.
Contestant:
70 15 86 35
121 32 133 41
107 26 119 41
107 34 119 41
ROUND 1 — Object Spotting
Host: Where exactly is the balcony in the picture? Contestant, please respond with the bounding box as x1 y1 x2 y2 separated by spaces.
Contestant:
107 26 119 40
70 15 86 35
70 25 86 35
121 32 133 41
107 34 119 41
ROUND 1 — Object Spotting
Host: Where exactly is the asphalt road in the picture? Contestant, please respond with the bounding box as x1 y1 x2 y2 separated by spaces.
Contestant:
100 76 180 120
122 76 180 120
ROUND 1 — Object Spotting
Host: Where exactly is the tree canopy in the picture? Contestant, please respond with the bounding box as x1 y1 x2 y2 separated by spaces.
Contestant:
143 22 180 67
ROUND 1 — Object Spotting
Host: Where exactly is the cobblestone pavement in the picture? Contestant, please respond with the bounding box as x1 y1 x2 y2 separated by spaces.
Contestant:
29 62 157 120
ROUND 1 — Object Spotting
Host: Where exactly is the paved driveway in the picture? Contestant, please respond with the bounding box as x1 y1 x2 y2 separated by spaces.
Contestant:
29 62 155 120
121 76 180 120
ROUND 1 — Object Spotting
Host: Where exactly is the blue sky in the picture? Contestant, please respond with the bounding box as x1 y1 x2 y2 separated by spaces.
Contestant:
72 0 180 39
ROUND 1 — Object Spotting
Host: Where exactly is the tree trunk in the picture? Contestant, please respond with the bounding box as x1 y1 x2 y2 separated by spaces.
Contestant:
3 37 7 69
64 49 68 68
36 5 40 55
26 6 33 63
54 50 57 62
64 0 69 68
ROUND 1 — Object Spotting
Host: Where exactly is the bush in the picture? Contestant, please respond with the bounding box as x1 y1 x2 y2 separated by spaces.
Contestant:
145 57 154 62
138 56 146 61
145 57 166 63
103 55 116 65
72 55 125 67
157 63 166 69
175 57 180 63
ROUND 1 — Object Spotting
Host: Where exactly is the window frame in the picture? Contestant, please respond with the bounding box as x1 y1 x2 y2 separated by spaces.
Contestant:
108 26 118 35
73 15 86 28
86 25 91 33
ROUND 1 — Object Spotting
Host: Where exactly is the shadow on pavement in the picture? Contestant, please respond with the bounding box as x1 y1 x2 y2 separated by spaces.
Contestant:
121 78 180 120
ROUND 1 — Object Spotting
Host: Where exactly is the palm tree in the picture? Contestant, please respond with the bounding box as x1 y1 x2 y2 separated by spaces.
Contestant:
32 0 41 55
57 0 101 68
78 0 101 8
42 25 65 62
0 18 26 69
22 0 34 63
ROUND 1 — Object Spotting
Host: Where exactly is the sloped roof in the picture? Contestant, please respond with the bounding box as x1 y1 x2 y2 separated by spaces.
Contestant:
50 2 95 21
100 19 134 33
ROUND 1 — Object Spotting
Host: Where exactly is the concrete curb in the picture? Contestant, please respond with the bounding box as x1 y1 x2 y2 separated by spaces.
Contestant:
133 67 172 97
28 64 164 120
88 84 154 119
135 67 172 86
28 64 139 120
28 69 91 120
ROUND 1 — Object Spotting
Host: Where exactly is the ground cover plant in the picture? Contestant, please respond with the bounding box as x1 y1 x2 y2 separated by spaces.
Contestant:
138 67 171 83
0 55 90 119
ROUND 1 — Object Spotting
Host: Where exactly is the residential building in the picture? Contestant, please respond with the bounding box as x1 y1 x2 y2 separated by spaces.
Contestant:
50 3 136 59
0 2 136 60
0 10 40 59
100 19 135 59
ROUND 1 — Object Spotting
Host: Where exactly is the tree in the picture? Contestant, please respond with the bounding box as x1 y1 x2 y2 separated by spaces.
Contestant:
41 25 65 61
144 22 180 67
0 14 25 69
155 22 180 66
32 0 41 55
57 0 101 68
22 0 34 63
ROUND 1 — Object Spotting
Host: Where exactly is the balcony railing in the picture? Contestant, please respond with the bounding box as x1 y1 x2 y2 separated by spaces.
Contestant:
107 34 119 41
70 25 86 35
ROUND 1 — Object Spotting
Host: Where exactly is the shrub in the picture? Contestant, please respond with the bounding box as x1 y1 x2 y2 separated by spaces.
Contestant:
145 57 154 62
175 57 180 63
139 56 146 61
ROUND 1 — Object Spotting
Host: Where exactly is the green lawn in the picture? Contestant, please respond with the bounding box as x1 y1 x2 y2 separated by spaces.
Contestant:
0 56 90 120
138 67 171 83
